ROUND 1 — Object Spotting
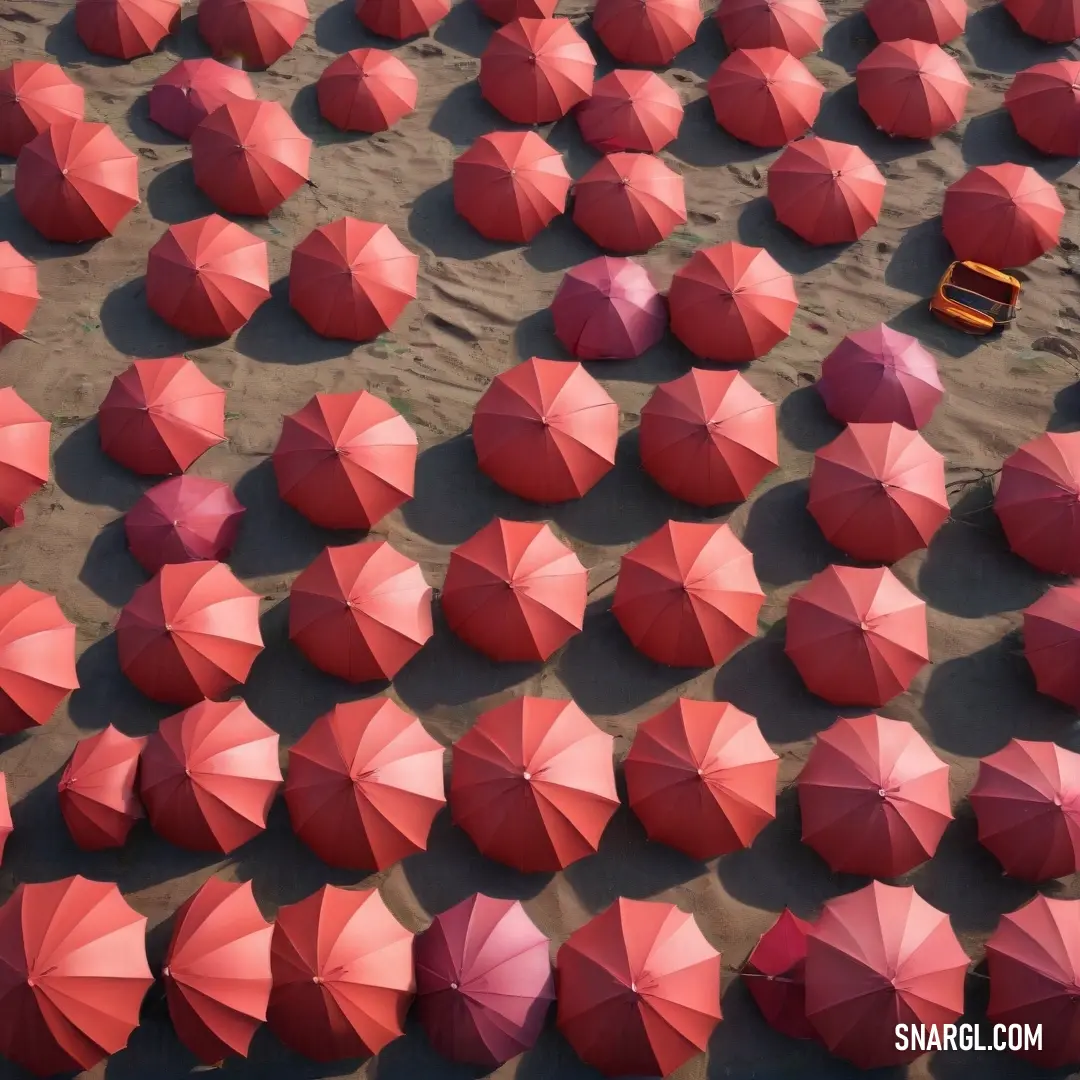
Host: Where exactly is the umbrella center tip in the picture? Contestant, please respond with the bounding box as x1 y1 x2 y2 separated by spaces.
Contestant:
878 788 887 798
450 981 459 990
1055 795 1064 806
26 976 36 988
313 975 323 984
858 620 869 631
523 771 532 781
162 965 170 978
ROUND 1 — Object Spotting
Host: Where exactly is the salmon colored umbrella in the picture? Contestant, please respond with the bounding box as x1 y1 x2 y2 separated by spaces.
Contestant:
356 0 449 38
0 61 84 158
0 774 8 865
1004 0 1080 42
1025 583 1080 710
625 698 778 859
477 0 554 19
285 698 444 869
1007 60 1080 157
577 70 684 154
450 696 618 872
0 387 48 525
668 242 797 362
15 120 139 243
640 369 778 506
149 58 256 140
269 885 415 1061
118 561 264 704
75 0 179 58
273 391 417 530
163 877 273 1064
98 357 226 475
743 909 815 1040
613 521 765 668
592 0 700 66
197 0 309 68
786 565 929 706
715 0 826 57
942 163 1064 267
0 877 153 1077
442 519 586 662
808 422 950 563
472 357 618 503
817 323 944 429
58 726 145 851
480 17 596 124
864 0 967 43
289 541 433 682
317 49 417 132
557 898 722 1078
709 47 823 148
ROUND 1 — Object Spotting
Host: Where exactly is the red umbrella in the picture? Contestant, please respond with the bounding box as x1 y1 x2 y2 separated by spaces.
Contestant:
577 70 683 154
450 696 618 872
0 386 48 525
355 0 449 38
441 519 586 662
0 60 85 158
709 47 823 148
453 131 570 243
149 59 256 140
625 698 778 859
557 898 722 1078
0 774 8 864
1004 0 1080 42
613 521 765 668
864 0 967 44
98 356 226 475
58 726 146 851
1025 583 1080 710
1007 61 1080 160
197 0 309 68
715 0 826 57
117 561 264 704
592 0 700 66
639 368 778 506
943 163 1065 268
742 909 816 1040
75 0 179 58
269 885 415 1061
668 241 797 362
817 323 944 429
285 698 444 869
477 0 555 20
785 565 929 706
164 877 273 1064
147 215 270 339
317 49 417 132
273 391 417 530
0 877 153 1077
471 357 618 502
416 895 554 1067
480 17 596 124
15 120 139 243
808 422 950 563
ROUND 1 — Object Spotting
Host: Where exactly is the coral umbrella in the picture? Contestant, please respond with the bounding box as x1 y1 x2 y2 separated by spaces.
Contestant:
163 878 273 1064
197 0 309 68
808 422 950 563
471 357 618 502
0 387 48 525
640 368 778 506
450 696 618 872
480 17 595 124
0 877 153 1077
708 47 824 148
577 70 684 154
273 391 417 530
317 49 417 132
715 0 826 57
592 0 700 66
117 561 264 704
285 698 444 869
58 726 146 851
557 898 722 1077
477 0 554 19
75 0 179 58
1025 583 1080 709
0 61 84 158
786 565 929 706
0 774 8 864
743 909 816 1040
613 521 765 668
442 519 586 662
1004 0 1080 42
98 357 226 475
625 698 778 859
1006 60 1080 157
356 0 449 38
269 885 415 1061
149 58 256 140
942 163 1064 267
15 120 139 243
668 241 797 362
818 323 944 429
864 0 967 44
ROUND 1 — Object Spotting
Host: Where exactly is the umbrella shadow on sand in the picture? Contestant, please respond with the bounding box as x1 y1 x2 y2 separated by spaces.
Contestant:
408 179 522 261
820 10 875 74
79 516 149 607
313 0 383 52
144 159 222 225
965 2 1074 75
960 109 1078 182
0 191 98 262
525 213 605 274
737 198 853 276
233 279 359 364
777 383 844 452
884 215 952 297
99 277 204 358
429 81 509 150
432 0 494 58
666 96 768 169
125 95 188 148
813 84 932 164
53 420 151 511
43 9 130 66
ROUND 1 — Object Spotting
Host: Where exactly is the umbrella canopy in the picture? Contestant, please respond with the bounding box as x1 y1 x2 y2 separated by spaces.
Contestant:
817 322 944 429
117 561 264 704
75 0 179 58
668 241 797 362
450 696 618 872
1006 59 1080 157
709 47 823 148
808 422 950 563
743 909 815 1040
625 698 778 860
557 898 722 1077
786 565 929 706
480 17 596 124
0 386 48 525
164 877 273 1064
285 698 445 869
98 356 226 475
0 877 153 1077
269 885 415 1062
442 519 587 662
577 70 683 154
806 882 968 1067
1004 0 1080 41
317 48 417 132
864 0 967 43
0 60 84 158
355 0 449 37
477 0 555 19
0 774 8 865
640 368 778 507
613 521 765 668
273 391 417 530
453 131 571 243
149 58 256 140
472 357 618 503
58 726 145 851
715 0 826 57
592 0 700 66
15 120 139 243
1025 583 1080 710
197 0 309 68
942 163 1065 267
